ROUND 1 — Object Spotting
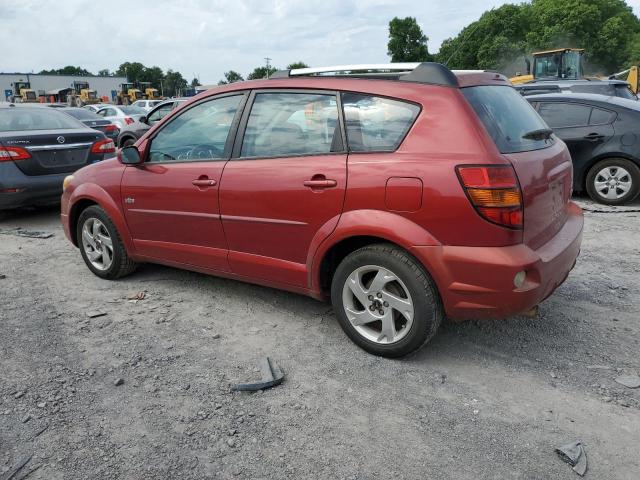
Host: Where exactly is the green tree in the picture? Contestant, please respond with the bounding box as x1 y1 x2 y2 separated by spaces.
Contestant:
247 66 278 80
97 69 111 76
39 66 93 75
287 61 309 69
164 69 188 96
387 17 434 62
141 66 164 89
218 70 244 85
435 0 640 74
115 62 146 83
191 77 201 87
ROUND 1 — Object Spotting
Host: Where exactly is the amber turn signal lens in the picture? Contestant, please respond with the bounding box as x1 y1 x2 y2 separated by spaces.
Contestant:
466 187 522 207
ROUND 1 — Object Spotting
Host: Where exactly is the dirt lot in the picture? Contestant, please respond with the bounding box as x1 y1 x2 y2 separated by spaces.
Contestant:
1 197 639 479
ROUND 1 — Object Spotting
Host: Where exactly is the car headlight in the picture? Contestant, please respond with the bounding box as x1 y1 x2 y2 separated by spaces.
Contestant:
63 175 74 192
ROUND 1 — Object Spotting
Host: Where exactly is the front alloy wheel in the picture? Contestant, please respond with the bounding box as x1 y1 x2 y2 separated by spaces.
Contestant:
81 217 114 271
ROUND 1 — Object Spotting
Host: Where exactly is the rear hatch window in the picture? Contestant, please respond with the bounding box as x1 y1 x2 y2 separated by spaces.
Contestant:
462 86 553 154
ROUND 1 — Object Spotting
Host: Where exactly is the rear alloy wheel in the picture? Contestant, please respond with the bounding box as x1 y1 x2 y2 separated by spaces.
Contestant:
586 158 640 205
121 138 136 148
331 244 443 357
77 205 137 279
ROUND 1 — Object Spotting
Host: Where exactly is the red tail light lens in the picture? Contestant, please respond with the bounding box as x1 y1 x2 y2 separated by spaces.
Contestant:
456 165 523 229
0 146 31 162
91 139 116 154
124 117 134 125
104 124 118 132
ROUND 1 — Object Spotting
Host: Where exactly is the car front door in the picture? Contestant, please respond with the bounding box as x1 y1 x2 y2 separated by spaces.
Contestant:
537 101 615 170
219 90 347 287
120 92 247 271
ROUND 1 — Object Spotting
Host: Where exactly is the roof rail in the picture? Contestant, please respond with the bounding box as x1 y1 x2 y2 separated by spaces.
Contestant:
270 62 459 87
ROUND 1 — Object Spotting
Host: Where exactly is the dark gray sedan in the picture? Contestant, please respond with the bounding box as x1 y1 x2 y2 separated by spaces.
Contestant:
57 107 120 141
0 105 115 210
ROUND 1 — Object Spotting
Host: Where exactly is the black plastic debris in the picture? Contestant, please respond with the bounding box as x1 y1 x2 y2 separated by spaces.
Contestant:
1 454 32 480
555 441 587 476
231 357 284 392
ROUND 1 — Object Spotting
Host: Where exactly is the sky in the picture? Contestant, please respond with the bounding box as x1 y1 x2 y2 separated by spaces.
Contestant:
2 0 640 84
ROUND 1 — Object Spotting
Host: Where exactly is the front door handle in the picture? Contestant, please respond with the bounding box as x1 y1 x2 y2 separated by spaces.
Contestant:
584 132 604 142
303 179 337 189
192 178 217 187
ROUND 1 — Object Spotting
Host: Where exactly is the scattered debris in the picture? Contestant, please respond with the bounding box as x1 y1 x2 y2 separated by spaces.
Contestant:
555 441 587 477
20 415 31 424
31 425 48 439
36 402 46 409
0 454 33 480
14 391 25 399
614 374 640 389
128 291 147 303
0 274 6 280
0 229 53 239
231 357 284 392
114 378 124 387
86 310 107 319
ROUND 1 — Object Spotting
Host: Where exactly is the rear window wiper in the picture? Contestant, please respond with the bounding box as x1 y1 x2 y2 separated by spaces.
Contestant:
522 128 553 140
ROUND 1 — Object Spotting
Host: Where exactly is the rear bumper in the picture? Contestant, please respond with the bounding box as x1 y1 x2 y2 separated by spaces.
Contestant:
411 202 584 320
0 162 66 210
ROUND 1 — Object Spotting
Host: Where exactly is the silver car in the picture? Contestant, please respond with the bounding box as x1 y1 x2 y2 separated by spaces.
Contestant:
95 105 146 130
131 99 163 112
83 103 112 113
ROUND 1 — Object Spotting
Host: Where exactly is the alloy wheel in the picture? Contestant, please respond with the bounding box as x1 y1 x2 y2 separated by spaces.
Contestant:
81 218 114 271
341 265 414 345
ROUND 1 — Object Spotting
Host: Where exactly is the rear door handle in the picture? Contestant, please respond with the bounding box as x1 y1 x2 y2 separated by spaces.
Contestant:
584 132 604 141
192 178 217 187
303 179 337 189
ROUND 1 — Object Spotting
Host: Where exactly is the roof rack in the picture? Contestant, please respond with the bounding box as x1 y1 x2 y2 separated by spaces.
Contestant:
270 62 459 87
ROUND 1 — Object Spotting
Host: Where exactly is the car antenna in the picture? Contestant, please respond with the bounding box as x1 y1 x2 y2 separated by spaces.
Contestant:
443 22 481 67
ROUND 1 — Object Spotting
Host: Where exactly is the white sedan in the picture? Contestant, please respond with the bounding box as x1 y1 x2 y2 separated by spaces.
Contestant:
95 105 146 129
132 100 163 112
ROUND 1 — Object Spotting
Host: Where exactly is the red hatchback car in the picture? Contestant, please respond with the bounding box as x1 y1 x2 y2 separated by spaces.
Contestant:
61 63 583 357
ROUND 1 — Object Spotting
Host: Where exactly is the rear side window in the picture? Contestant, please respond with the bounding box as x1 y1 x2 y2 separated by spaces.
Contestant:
241 93 340 158
538 103 590 128
0 108 83 132
589 107 616 125
342 93 419 152
463 86 553 153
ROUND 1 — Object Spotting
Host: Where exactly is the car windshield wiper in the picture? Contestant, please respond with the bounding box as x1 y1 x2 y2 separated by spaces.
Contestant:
522 128 553 140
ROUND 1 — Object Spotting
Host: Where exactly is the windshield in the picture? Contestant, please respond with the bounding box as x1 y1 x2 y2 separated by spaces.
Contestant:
463 86 554 154
0 107 85 132
62 108 102 120
120 106 146 115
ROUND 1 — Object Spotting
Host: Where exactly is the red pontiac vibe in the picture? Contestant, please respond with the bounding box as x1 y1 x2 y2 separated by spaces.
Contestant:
60 63 583 357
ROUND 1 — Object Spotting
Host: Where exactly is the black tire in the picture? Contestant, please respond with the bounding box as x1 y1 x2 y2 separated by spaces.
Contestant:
76 205 137 279
330 243 443 358
585 158 640 205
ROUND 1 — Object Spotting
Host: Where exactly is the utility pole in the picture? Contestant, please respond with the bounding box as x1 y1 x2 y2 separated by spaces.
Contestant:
264 57 272 78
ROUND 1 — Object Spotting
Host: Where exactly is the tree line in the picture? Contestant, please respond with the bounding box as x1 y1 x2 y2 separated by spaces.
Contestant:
388 0 640 75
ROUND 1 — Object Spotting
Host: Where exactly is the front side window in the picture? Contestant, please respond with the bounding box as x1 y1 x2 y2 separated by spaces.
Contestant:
149 95 242 162
538 102 591 128
240 93 340 158
147 103 175 124
342 93 420 152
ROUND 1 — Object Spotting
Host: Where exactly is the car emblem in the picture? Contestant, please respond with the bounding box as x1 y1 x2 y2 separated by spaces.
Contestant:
57 136 65 144
91 122 96 126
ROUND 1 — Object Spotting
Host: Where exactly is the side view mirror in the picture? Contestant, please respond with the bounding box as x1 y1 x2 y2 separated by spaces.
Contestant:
118 146 143 165
140 116 148 124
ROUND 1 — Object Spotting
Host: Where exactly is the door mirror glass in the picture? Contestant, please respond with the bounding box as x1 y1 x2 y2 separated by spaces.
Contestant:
119 146 143 165
140 116 148 125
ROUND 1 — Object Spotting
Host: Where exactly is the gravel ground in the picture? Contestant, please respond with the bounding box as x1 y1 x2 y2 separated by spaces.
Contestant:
1 196 639 479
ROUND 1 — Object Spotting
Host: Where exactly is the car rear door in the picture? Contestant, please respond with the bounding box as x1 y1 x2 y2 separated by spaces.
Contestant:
219 90 347 287
120 92 248 271
537 101 615 171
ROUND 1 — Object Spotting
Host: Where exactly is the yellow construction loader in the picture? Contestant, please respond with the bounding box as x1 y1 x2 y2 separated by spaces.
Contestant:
137 82 163 100
510 48 585 84
11 81 38 103
609 66 639 94
67 81 100 107
116 83 143 105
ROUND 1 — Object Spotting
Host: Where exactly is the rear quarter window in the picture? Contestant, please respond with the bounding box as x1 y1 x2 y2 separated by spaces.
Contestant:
341 93 420 152
463 86 553 154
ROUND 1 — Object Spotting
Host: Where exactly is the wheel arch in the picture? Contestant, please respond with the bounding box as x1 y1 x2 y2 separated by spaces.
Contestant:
310 209 441 295
118 133 138 148
68 184 135 253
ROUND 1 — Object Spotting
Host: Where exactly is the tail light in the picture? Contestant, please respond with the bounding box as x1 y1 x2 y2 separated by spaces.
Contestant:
0 146 31 162
456 165 523 229
91 138 116 154
124 117 134 125
104 124 118 133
